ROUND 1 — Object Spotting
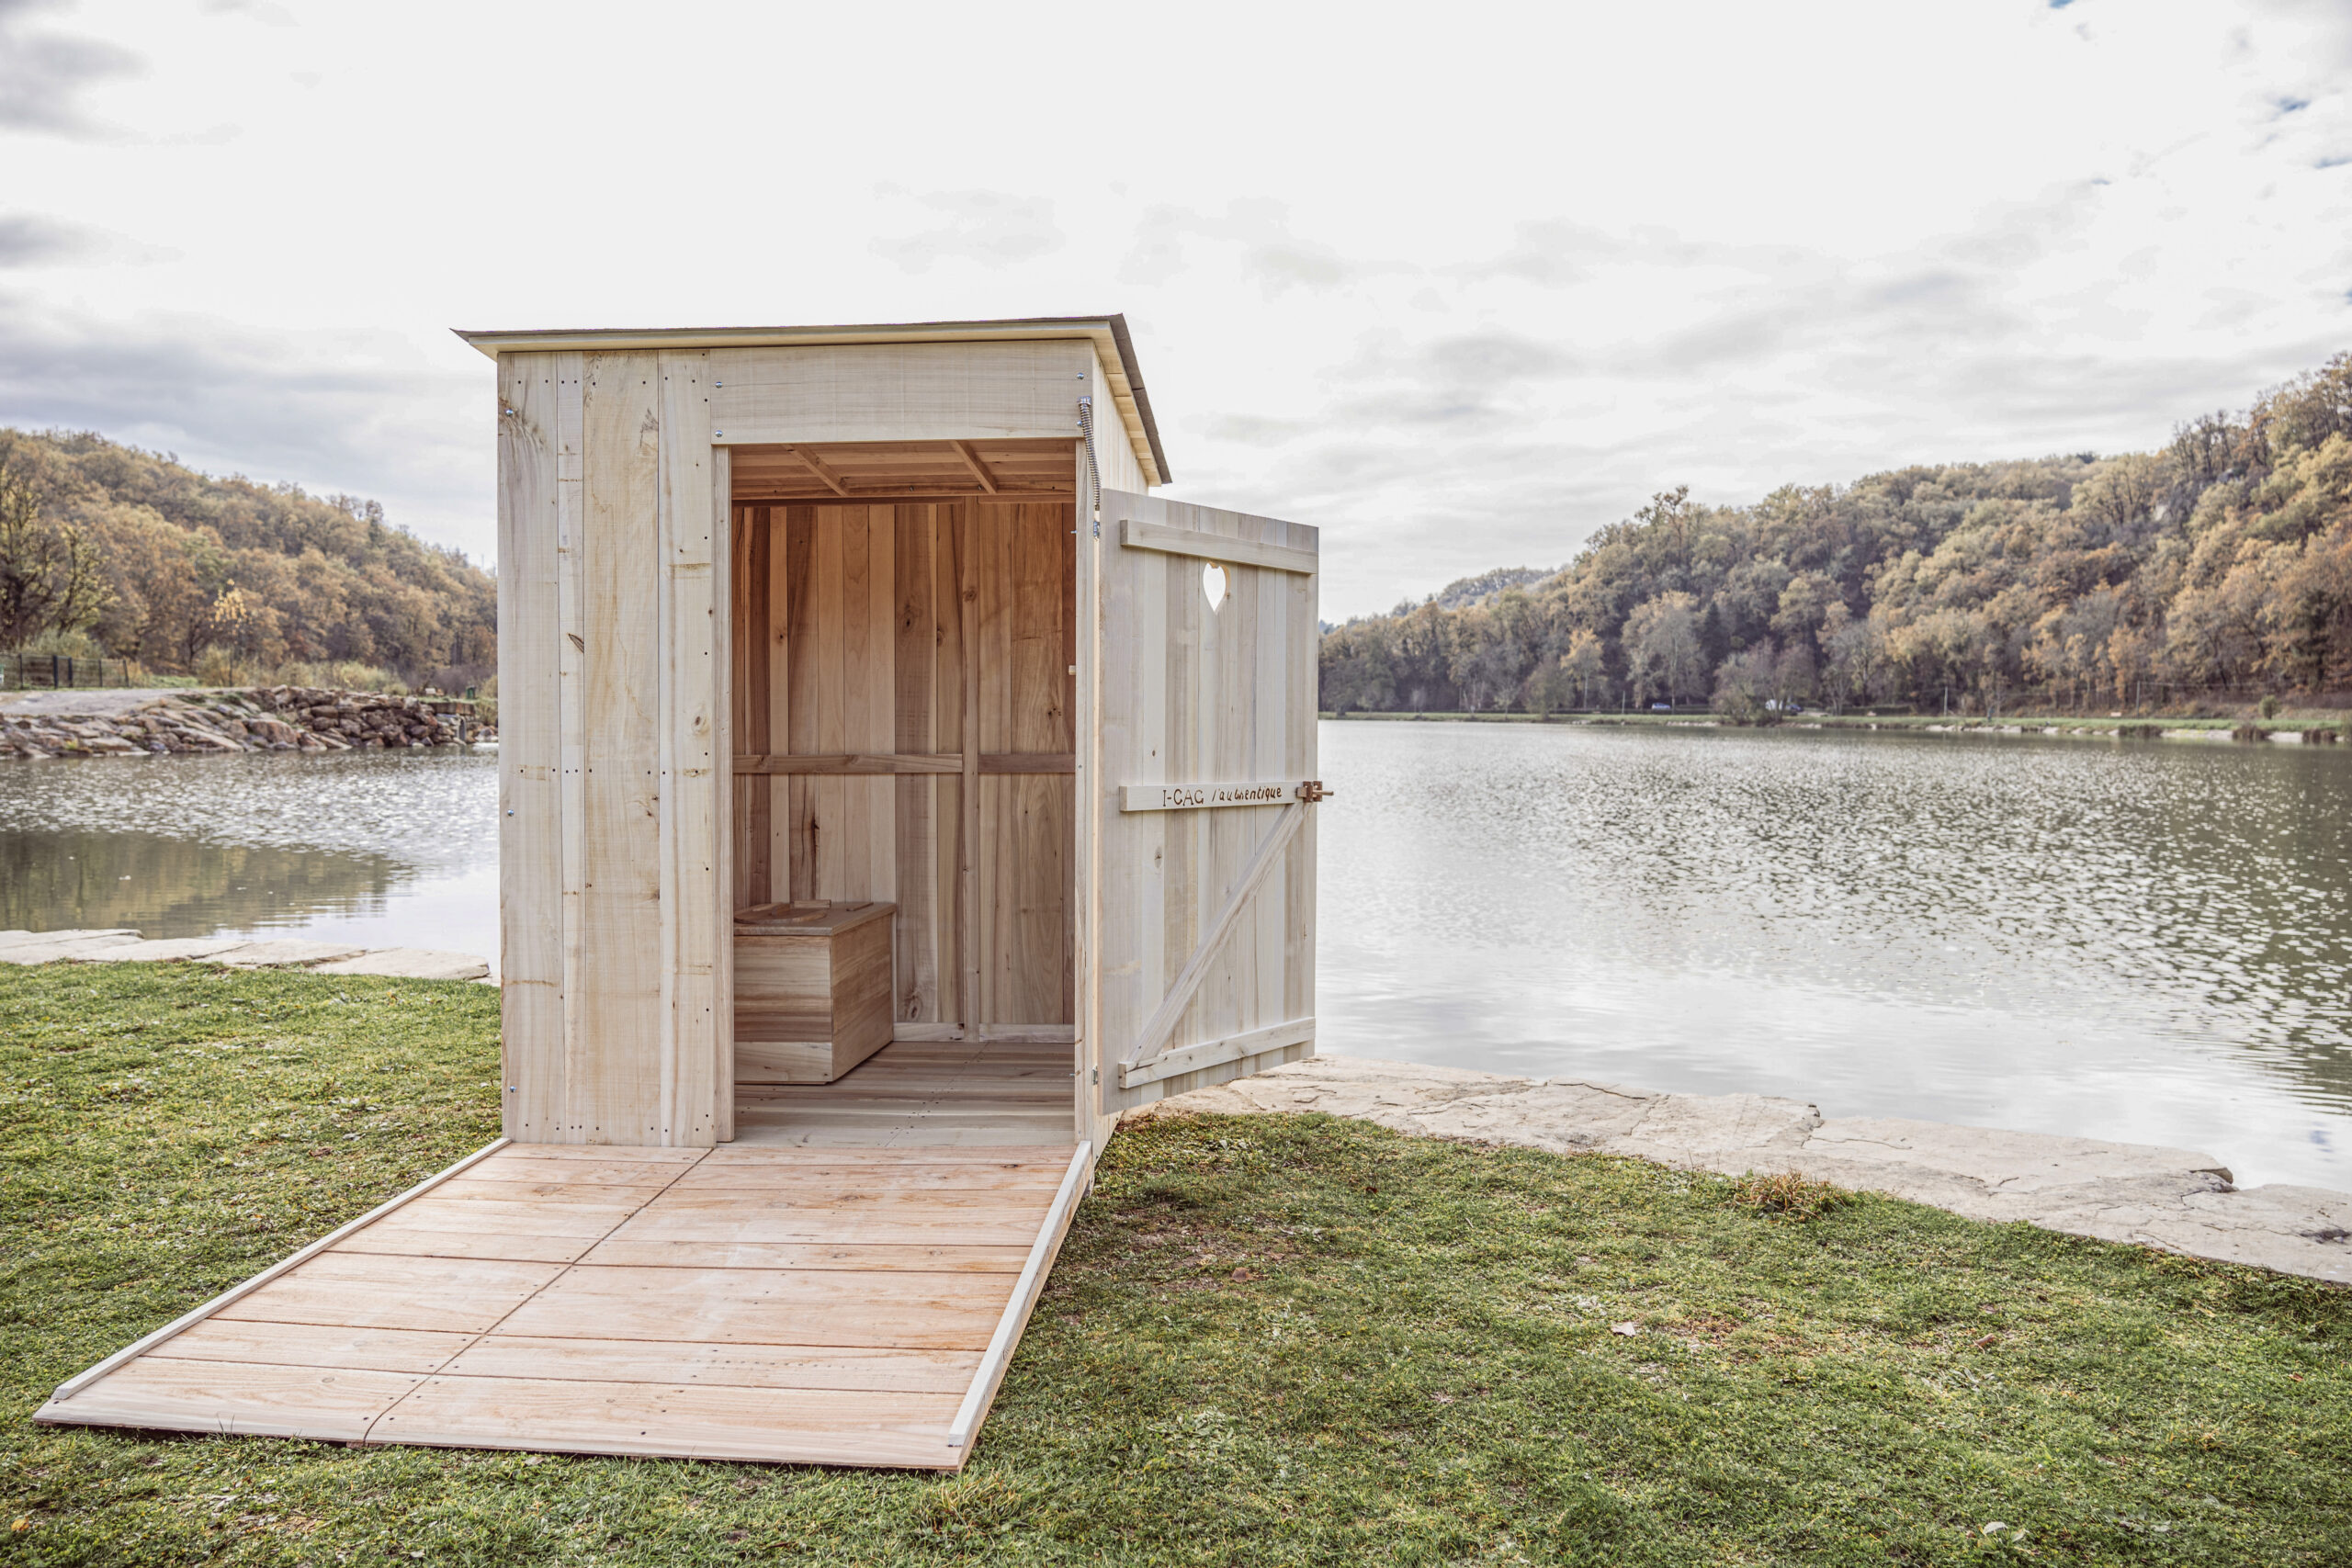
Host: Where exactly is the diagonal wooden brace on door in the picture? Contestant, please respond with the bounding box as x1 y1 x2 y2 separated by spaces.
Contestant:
1121 801 1308 1073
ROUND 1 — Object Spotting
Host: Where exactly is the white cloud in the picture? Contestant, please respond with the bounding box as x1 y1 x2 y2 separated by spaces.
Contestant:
0 0 141 136
0 0 2343 613
1121 201 1363 296
0 210 171 267
869 189 1064 274
0 213 95 266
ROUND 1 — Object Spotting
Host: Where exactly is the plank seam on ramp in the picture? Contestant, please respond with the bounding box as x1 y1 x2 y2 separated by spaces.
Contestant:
356 1147 718 1443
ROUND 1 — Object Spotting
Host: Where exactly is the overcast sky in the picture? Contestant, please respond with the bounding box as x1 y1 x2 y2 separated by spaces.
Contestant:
3 0 2347 620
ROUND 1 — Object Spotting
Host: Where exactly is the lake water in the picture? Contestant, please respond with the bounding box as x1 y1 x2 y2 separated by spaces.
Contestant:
0 749 500 967
2 724 2346 1190
1320 721 2352 1191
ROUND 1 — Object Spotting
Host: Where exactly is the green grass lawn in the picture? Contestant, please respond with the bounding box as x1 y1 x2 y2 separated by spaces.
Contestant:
3 964 2346 1566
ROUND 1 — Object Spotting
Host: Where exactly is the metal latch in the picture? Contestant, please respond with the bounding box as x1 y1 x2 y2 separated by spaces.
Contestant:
1296 780 1333 803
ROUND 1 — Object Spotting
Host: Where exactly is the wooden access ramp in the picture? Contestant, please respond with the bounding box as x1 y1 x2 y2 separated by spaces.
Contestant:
35 1138 1091 1469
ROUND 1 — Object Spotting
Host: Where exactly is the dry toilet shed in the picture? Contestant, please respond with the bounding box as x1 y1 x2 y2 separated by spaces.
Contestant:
38 316 1326 1468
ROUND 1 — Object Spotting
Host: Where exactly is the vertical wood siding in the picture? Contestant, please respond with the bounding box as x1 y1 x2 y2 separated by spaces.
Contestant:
496 350 728 1146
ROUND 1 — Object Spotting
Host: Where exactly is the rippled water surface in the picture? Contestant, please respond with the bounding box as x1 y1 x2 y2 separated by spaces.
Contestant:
4 727 2347 1188
1318 721 2352 1189
0 749 497 963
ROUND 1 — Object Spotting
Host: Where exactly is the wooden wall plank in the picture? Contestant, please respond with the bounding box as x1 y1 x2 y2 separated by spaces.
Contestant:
708 341 1091 447
836 507 875 902
1160 513 1197 1061
858 509 897 900
552 351 589 1134
974 506 1005 1023
1069 445 1099 1145
1283 516 1318 1031
658 350 722 1147
786 507 896 905
734 507 772 908
893 504 942 1025
576 352 667 1141
808 502 842 753
804 504 847 901
1085 500 1169 1125
496 353 564 1142
977 503 1075 1026
1250 549 1291 1036
729 504 752 908
1190 525 1236 1051
763 511 790 905
783 508 817 902
935 509 967 1025
957 505 982 1027
552 352 585 1142
712 446 735 1145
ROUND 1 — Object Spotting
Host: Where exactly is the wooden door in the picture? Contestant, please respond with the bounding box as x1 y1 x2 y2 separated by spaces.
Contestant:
1085 491 1321 1129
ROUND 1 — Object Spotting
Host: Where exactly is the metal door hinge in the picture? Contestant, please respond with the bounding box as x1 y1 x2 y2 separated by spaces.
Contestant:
1296 780 1333 803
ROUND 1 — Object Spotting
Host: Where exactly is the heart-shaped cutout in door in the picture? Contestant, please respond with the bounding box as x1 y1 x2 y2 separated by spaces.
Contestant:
1202 561 1228 612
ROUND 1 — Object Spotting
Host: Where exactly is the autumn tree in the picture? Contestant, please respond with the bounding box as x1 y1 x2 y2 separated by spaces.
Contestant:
1623 592 1704 705
0 455 107 650
1562 627 1607 708
0 429 496 683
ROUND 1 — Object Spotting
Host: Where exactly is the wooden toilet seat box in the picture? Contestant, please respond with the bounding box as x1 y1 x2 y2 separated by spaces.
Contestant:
733 901 897 1084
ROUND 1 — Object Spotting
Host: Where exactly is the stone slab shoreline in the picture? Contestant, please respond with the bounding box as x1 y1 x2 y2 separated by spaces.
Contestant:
1148 1055 2352 1286
0 685 494 758
0 928 489 981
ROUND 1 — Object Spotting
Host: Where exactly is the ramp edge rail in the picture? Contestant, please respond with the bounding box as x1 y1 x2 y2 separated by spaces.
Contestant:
944 1139 1094 1453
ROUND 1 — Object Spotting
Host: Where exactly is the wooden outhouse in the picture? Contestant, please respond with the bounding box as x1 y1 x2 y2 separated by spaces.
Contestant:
36 317 1326 1468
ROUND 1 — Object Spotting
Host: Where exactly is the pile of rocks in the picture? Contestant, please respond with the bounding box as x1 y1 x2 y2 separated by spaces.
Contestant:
0 687 495 760
244 686 490 750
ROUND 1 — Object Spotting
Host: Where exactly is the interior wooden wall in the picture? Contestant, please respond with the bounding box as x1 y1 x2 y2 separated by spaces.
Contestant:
731 501 1076 1031
497 349 729 1146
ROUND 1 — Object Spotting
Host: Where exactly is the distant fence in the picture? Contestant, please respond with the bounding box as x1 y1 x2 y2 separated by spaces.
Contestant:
1 654 147 691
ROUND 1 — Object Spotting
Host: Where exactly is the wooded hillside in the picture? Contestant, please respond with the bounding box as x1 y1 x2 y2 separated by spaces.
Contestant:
1322 352 2352 716
0 429 494 688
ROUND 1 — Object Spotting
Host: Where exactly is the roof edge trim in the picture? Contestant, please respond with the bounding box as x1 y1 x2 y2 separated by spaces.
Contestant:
452 315 1168 483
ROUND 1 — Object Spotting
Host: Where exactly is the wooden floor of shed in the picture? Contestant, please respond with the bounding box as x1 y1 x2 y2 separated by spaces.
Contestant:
35 1132 1088 1469
735 1039 1079 1148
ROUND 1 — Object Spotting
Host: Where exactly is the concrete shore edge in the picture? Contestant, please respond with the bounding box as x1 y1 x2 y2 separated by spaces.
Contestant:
0 928 490 982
